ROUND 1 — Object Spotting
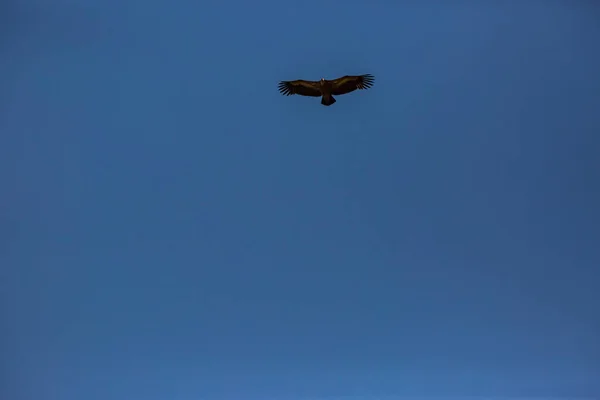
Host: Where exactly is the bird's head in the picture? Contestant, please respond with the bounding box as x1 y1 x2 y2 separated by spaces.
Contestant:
320 78 325 84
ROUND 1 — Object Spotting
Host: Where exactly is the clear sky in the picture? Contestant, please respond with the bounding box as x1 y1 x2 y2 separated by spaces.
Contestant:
1 1 599 400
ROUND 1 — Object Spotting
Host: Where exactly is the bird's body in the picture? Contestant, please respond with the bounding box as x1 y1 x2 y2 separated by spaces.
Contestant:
319 78 335 106
278 74 375 106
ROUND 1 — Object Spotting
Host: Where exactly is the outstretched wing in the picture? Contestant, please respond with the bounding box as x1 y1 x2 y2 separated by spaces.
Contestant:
278 80 322 97
330 74 375 96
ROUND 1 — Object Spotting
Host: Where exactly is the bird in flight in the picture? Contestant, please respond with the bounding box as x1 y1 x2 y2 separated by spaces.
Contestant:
278 74 375 106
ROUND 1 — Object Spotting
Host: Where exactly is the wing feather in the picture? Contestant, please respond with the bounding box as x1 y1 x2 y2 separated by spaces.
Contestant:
330 74 375 96
278 80 322 97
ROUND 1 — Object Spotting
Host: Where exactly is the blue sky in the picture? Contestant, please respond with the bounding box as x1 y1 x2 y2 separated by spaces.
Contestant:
1 1 599 399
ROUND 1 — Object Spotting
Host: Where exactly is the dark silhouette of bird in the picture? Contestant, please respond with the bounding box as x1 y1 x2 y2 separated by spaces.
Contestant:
278 74 375 106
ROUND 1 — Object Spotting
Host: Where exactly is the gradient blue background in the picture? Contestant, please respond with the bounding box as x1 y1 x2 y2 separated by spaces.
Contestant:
2 1 599 399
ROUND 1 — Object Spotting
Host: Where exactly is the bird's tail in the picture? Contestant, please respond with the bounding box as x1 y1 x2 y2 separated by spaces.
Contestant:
321 94 336 106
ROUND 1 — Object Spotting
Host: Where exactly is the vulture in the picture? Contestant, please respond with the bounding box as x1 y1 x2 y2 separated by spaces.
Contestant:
278 74 375 106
